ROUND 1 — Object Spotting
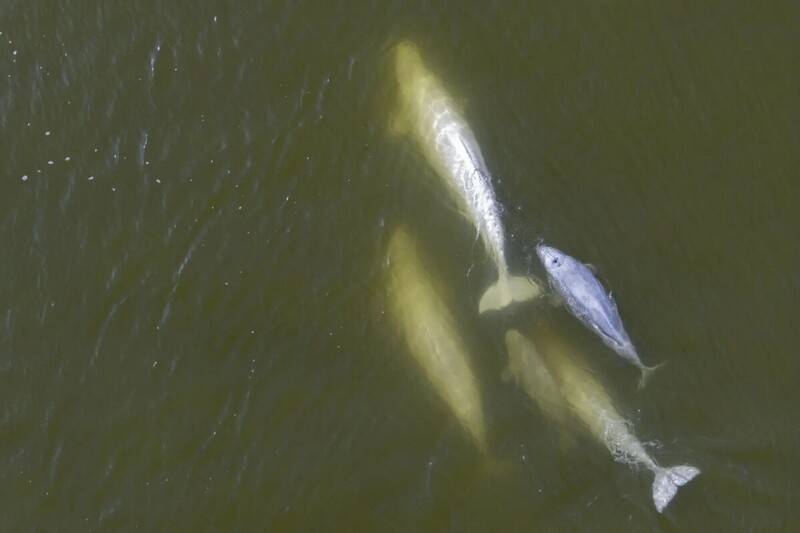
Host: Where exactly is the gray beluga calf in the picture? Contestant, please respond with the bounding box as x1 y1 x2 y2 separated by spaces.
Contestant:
536 243 664 388
391 41 540 313
504 328 700 513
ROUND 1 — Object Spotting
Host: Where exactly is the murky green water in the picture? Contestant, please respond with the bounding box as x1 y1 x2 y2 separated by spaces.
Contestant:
1 1 798 530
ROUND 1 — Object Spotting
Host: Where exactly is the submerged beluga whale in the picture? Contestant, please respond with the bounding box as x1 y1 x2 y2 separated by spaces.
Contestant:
385 226 490 454
391 41 540 313
504 327 700 513
536 244 665 388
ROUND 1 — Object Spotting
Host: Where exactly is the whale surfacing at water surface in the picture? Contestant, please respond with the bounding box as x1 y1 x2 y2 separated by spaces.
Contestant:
386 226 489 454
504 328 700 513
536 243 665 388
391 41 540 313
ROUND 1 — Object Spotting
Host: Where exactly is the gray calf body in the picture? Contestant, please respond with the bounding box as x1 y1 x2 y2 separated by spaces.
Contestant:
536 244 664 388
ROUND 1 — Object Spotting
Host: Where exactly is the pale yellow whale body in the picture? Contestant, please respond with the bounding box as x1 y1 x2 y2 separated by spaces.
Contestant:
504 327 700 513
502 330 570 428
386 226 489 453
391 41 540 313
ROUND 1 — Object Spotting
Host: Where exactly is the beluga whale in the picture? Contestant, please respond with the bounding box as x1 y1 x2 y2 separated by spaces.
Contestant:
536 243 664 388
385 225 490 454
504 327 700 513
391 41 540 313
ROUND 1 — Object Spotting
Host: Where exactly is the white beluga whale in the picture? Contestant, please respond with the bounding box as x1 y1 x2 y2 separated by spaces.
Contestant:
385 225 490 454
502 329 570 430
536 243 664 388
501 326 576 452
504 328 700 513
391 41 540 313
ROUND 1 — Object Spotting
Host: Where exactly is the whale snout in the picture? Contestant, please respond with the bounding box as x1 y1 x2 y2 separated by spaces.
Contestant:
536 244 559 266
393 41 424 78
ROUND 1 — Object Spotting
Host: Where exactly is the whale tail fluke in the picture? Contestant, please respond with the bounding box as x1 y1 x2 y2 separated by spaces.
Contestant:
478 274 541 314
638 361 668 390
652 464 701 513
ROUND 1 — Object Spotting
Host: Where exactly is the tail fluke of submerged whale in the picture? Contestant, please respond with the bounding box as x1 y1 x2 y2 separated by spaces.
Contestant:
478 273 541 313
652 464 701 513
638 361 668 390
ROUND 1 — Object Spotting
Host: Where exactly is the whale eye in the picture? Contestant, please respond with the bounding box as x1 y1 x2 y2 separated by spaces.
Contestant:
552 258 558 265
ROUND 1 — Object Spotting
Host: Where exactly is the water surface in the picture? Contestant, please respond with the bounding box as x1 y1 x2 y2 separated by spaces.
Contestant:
1 1 798 530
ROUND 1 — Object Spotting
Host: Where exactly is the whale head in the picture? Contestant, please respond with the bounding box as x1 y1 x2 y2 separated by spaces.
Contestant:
536 244 568 273
394 41 425 82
